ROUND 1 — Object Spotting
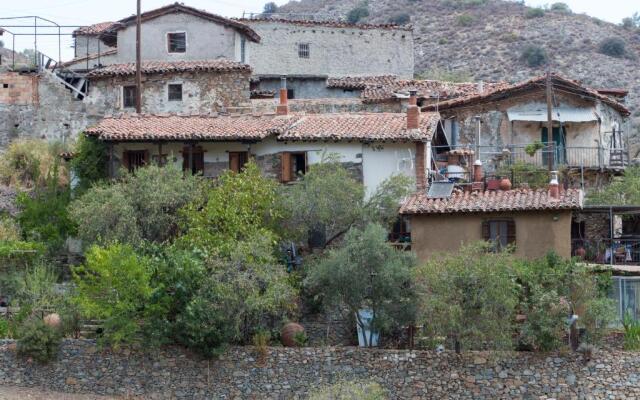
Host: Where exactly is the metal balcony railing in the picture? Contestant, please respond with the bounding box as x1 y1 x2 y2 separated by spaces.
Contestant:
572 239 640 266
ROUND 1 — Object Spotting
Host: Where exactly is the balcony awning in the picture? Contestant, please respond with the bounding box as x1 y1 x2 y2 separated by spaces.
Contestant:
507 107 598 123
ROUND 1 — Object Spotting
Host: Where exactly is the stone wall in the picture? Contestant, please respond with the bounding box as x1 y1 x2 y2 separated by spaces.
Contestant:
1 340 639 399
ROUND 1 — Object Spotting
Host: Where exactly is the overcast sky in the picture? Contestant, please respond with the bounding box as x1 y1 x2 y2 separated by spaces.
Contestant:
1 0 638 62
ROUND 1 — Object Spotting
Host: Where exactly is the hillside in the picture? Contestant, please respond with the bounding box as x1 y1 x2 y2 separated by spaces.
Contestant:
277 0 640 155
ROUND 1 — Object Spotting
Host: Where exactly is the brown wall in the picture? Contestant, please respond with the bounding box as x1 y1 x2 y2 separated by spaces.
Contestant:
0 72 38 105
410 210 573 262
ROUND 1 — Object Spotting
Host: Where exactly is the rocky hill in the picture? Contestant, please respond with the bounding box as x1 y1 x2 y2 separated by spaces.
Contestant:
277 0 640 154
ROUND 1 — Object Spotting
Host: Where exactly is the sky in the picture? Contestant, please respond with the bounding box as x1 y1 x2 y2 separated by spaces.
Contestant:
1 0 638 62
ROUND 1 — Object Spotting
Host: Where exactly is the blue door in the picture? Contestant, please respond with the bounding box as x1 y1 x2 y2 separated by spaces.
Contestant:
541 126 566 167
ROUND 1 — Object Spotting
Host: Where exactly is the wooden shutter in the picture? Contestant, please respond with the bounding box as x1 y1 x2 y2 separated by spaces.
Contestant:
506 219 516 246
481 220 490 241
182 146 190 171
281 152 292 183
229 152 240 173
123 150 131 171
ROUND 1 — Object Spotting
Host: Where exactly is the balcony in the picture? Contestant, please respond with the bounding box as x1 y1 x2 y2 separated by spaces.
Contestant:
572 239 640 266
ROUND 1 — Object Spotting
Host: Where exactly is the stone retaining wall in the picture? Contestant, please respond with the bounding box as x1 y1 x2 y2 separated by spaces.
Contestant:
1 340 639 399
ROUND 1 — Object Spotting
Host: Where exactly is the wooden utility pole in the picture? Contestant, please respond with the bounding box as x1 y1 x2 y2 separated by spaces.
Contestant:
135 0 142 113
545 68 554 171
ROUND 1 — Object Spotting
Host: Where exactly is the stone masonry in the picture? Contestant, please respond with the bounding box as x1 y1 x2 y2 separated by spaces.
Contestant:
1 340 639 399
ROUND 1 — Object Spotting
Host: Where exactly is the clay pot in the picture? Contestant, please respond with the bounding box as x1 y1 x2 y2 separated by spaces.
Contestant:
43 313 61 329
281 322 304 347
499 177 512 191
575 247 586 259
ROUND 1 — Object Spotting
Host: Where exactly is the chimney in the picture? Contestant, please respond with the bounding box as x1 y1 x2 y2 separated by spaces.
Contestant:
407 89 420 130
276 76 288 116
472 160 484 191
415 141 427 191
548 171 559 199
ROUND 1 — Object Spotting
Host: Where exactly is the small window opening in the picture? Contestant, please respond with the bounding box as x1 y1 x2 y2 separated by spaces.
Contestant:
298 43 310 59
2 84 8 89
287 88 295 100
168 32 186 53
123 85 136 108
168 84 183 101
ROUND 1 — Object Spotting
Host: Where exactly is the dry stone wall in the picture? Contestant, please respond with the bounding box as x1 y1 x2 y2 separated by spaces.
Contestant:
1 339 639 399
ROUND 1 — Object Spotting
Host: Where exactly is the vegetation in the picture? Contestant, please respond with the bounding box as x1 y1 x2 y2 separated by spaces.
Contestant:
308 380 387 400
456 13 475 26
525 7 545 19
347 2 370 24
496 161 550 189
623 312 640 350
262 2 278 14
416 67 473 83
0 139 69 189
587 165 640 205
389 12 411 25
414 244 518 352
69 135 108 193
16 318 62 363
621 12 640 30
306 223 416 346
598 37 627 58
550 3 571 13
520 44 548 67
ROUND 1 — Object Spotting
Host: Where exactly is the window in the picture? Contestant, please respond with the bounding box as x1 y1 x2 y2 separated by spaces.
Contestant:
2 83 8 89
123 150 148 172
168 84 183 101
182 146 204 175
611 277 640 323
229 151 249 173
240 38 246 63
287 88 295 100
122 85 136 108
280 151 307 183
389 216 412 250
167 32 186 53
482 219 515 251
298 43 310 59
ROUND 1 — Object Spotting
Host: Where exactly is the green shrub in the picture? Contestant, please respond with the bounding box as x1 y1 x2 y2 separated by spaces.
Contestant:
598 37 627 58
309 380 387 400
456 13 475 26
623 312 640 350
16 318 61 363
520 45 548 67
414 243 518 352
73 244 153 348
550 3 571 13
525 8 545 19
0 139 69 189
0 319 8 338
0 217 21 241
262 1 278 14
389 12 410 25
13 263 61 310
70 135 108 193
496 161 549 189
347 3 369 24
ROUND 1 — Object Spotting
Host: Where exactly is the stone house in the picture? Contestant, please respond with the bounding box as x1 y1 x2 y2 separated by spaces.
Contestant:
423 74 631 174
400 180 584 261
84 60 251 114
71 22 117 67
82 92 437 196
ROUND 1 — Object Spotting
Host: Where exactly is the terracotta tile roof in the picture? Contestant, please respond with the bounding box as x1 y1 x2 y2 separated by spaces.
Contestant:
102 3 260 46
73 21 116 36
59 49 117 68
86 60 251 78
238 18 412 31
326 75 398 90
279 112 439 142
85 111 439 142
400 188 583 215
85 114 293 141
423 74 631 116
361 79 510 104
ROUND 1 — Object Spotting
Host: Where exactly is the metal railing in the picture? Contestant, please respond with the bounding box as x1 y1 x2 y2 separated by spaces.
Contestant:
572 239 640 266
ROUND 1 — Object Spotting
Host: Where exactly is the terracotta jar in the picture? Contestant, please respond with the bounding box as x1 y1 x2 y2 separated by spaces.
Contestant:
281 322 305 347
499 177 512 191
575 247 587 259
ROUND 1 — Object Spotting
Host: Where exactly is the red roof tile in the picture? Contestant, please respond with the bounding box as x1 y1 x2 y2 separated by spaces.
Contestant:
327 75 398 90
423 74 630 116
279 112 439 142
85 111 439 142
73 21 116 36
237 18 412 31
400 188 583 215
361 79 510 103
86 60 251 78
59 49 117 68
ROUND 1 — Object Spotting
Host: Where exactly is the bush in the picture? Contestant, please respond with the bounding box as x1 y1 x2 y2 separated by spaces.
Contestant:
550 3 571 13
413 243 518 352
70 163 201 247
0 216 20 241
389 12 410 25
305 223 416 346
70 135 108 193
73 244 153 347
309 381 387 400
496 161 550 189
525 8 545 19
177 234 298 357
0 319 8 338
17 318 61 363
520 45 548 67
347 3 369 24
456 13 475 26
623 312 640 350
12 263 61 310
598 37 627 58
0 139 68 189
262 1 278 14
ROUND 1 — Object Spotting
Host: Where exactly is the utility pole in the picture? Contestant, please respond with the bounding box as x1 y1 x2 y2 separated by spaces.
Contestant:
135 0 142 113
545 68 554 171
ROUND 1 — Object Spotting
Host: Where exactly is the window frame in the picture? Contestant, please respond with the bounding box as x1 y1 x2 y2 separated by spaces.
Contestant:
122 85 137 109
280 151 308 183
182 145 205 175
123 150 148 172
298 43 310 59
167 31 187 54
482 218 516 251
168 83 183 102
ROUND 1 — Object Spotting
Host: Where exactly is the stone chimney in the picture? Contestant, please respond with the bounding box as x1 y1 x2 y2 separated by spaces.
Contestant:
276 76 289 116
415 141 427 191
549 171 560 199
407 89 420 130
472 159 484 191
